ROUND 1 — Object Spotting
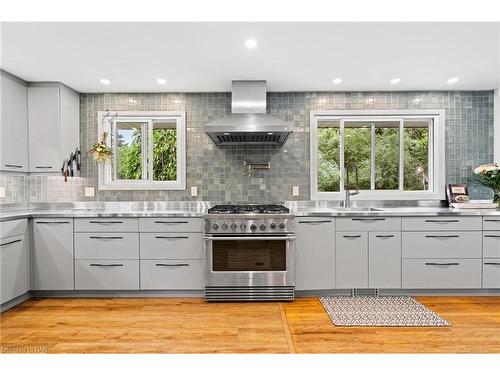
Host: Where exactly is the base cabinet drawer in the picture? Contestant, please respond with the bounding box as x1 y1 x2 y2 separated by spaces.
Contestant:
402 216 482 231
0 219 28 239
483 218 500 231
482 260 500 288
140 260 204 290
402 259 481 289
140 233 203 260
1 235 29 304
75 233 139 259
139 218 203 233
483 232 500 258
74 218 138 232
75 260 139 290
402 232 482 259
336 217 401 231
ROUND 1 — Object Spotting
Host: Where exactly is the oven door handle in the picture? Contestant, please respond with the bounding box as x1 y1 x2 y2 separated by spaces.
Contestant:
204 236 295 241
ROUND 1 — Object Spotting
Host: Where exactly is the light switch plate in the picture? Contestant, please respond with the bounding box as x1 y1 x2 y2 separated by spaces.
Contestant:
191 186 198 197
292 186 299 196
84 187 95 197
0 187 5 198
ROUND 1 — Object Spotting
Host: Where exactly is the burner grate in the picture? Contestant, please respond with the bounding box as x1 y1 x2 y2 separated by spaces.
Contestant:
208 204 289 214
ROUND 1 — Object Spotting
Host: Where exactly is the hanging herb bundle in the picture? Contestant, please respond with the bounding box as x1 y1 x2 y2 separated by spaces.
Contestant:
89 132 112 163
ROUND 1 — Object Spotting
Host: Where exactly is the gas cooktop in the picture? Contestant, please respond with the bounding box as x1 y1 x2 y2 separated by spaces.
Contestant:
207 204 290 215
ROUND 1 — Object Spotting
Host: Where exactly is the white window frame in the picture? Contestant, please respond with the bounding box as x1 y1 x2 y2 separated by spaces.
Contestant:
97 111 186 191
310 110 446 201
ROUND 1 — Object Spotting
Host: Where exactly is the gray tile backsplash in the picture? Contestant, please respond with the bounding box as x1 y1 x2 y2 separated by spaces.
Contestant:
0 90 494 204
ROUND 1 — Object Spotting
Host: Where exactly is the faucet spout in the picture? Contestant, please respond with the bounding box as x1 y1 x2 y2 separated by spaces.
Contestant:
344 160 360 208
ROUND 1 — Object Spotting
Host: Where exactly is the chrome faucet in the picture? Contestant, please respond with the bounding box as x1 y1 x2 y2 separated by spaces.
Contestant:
344 160 360 208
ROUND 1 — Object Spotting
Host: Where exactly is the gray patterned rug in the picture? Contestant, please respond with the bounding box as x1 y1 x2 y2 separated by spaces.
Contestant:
319 296 451 327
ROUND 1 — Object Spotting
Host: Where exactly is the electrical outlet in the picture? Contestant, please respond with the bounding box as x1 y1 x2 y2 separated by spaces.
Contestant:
0 187 5 198
84 187 95 197
292 186 299 196
191 186 198 197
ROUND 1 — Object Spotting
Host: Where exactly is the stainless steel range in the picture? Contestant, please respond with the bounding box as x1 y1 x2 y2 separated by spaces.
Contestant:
204 204 295 301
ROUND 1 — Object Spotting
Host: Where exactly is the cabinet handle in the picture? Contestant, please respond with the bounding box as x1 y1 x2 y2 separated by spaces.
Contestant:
342 235 362 238
484 235 500 238
154 221 189 224
298 220 332 224
4 164 23 168
36 221 70 224
89 221 124 224
425 262 459 266
375 235 394 238
351 218 386 221
89 236 124 240
155 263 189 267
484 219 500 222
484 262 500 266
35 166 53 169
90 263 124 267
425 235 459 238
0 239 22 247
155 236 189 239
424 219 459 223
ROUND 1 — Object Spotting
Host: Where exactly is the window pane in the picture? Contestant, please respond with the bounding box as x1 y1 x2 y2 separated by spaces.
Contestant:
344 122 371 190
404 120 430 191
317 121 340 192
116 122 143 180
152 121 177 181
375 122 400 190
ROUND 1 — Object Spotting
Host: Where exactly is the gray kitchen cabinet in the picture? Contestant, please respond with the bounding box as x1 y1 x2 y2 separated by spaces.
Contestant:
369 232 401 288
33 219 74 290
483 232 500 258
140 233 203 260
28 84 79 173
402 216 482 231
1 226 29 304
75 259 139 290
336 232 368 288
402 231 482 259
139 218 203 232
74 218 139 232
295 218 335 291
482 260 500 288
75 233 139 260
1 72 29 172
140 260 204 290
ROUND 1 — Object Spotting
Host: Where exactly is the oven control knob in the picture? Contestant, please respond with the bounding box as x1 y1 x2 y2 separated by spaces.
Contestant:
211 223 219 230
279 222 286 229
259 224 266 231
250 224 258 231
221 223 228 230
270 223 277 230
240 223 247 230
230 223 237 230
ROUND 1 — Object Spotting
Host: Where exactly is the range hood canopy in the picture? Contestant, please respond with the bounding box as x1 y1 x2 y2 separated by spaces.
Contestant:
204 80 293 145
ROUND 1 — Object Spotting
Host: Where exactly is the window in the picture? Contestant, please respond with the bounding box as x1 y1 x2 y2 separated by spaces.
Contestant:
98 111 186 190
311 110 445 200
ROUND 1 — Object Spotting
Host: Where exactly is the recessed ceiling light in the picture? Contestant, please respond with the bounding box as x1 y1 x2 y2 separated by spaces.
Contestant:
332 78 343 84
245 38 258 49
100 78 110 85
447 77 459 84
156 78 166 85
390 78 401 84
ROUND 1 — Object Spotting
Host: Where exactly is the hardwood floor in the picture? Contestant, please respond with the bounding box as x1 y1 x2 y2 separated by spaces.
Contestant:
1 296 499 353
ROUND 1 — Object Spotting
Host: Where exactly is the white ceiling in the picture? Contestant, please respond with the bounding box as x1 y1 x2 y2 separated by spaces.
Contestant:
1 22 499 92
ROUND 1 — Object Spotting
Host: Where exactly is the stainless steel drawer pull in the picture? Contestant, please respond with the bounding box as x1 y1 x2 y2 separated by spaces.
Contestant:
0 239 22 247
351 218 386 221
484 235 500 238
155 236 189 239
484 262 500 266
298 220 332 224
375 235 394 238
425 235 459 238
484 219 500 222
154 221 189 224
89 236 124 239
424 219 459 223
88 221 124 224
425 262 459 266
5 164 23 168
90 263 124 267
35 166 53 169
343 235 362 238
156 263 189 267
36 221 70 224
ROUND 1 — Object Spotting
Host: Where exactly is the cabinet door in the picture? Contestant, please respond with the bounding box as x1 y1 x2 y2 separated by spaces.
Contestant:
295 218 335 291
1 235 28 304
336 232 368 288
28 86 60 172
483 260 500 288
33 219 74 290
1 74 28 172
369 232 401 288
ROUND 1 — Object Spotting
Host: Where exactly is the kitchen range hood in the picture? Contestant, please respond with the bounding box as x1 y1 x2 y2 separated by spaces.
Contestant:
204 80 293 145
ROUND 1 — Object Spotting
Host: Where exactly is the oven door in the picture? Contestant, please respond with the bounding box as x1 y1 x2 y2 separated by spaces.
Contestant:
204 235 295 287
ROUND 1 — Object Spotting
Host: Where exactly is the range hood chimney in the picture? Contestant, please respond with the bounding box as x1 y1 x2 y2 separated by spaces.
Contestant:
204 80 293 145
